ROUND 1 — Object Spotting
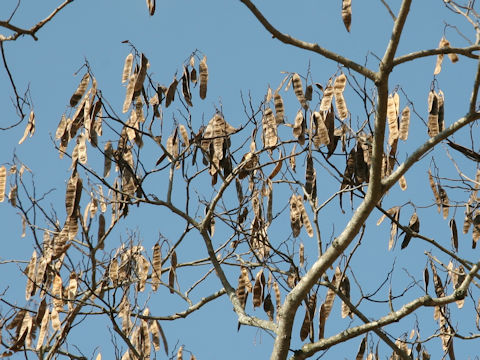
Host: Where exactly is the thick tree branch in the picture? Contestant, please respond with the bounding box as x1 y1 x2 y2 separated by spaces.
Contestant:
238 0 376 81
393 45 480 66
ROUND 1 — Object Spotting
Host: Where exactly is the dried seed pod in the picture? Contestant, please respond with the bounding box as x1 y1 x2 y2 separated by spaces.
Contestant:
25 250 37 300
181 65 193 107
340 276 352 318
70 73 90 107
399 175 407 190
437 90 445 132
438 185 449 219
293 110 305 141
305 154 315 197
333 74 348 120
146 0 155 15
400 212 420 249
305 84 313 101
428 170 441 213
356 336 367 360
387 94 399 145
292 73 307 109
312 111 330 147
55 115 68 140
299 242 304 267
274 91 284 124
290 195 302 237
320 85 334 111
165 76 179 108
289 144 296 172
109 258 119 286
300 293 316 341
123 74 136 113
199 55 208 99
179 124 190 148
52 274 64 310
133 53 149 95
297 195 313 237
252 269 265 308
36 307 49 350
268 150 283 180
450 218 458 252
18 110 36 144
122 53 134 84
0 166 5 203
51 306 61 331
263 293 274 321
97 213 105 249
427 90 439 137
399 106 410 141
262 107 278 148
104 141 113 178
342 0 352 32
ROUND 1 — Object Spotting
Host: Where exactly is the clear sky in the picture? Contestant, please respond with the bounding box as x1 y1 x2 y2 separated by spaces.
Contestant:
1 1 480 359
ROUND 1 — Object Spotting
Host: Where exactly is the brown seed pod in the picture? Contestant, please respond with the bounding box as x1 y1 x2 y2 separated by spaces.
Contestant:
25 250 37 301
387 94 399 145
299 242 304 267
36 307 49 350
109 258 118 286
104 141 113 178
428 170 441 213
122 53 134 84
293 110 305 140
165 76 179 108
399 175 407 191
252 269 265 308
70 73 90 107
305 154 315 197
268 150 283 180
146 0 155 15
340 276 352 318
292 73 307 109
296 195 313 237
273 91 285 124
199 55 208 99
334 74 348 120
342 0 352 32
290 195 302 237
133 53 149 95
438 185 449 219
181 65 193 107
356 336 367 360
151 242 162 291
437 90 445 132
55 115 68 140
312 111 330 147
400 212 420 249
449 218 458 252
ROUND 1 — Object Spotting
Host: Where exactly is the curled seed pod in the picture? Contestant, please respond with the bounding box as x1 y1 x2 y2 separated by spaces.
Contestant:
199 55 208 99
292 73 307 109
273 91 284 124
296 195 313 237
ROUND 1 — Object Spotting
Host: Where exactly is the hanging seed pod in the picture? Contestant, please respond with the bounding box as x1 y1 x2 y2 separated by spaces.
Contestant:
320 84 334 111
296 195 313 237
400 212 420 249
293 110 304 139
165 76 179 108
18 110 36 145
427 90 439 137
399 106 410 141
290 195 302 237
292 73 307 109
199 55 208 99
342 0 352 32
70 73 90 107
273 91 284 124
181 65 193 107
387 94 399 145
438 185 449 219
428 170 441 213
0 166 5 203
122 53 134 84
133 53 149 94
333 74 348 120
305 154 315 197
437 90 445 132
305 84 313 101
123 74 136 113
262 107 278 148
340 276 352 318
252 269 265 308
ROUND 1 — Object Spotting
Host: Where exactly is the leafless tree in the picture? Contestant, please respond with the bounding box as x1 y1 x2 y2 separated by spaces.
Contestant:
2 1 480 359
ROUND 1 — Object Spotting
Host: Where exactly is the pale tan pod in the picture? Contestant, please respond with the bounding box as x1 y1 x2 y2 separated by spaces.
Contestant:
289 144 296 172
342 0 352 32
146 0 155 16
444 38 459 63
434 38 447 75
399 175 407 190
273 91 285 124
109 258 119 286
293 110 304 139
199 55 208 99
55 115 68 140
50 306 61 331
70 73 90 107
123 74 136 113
0 165 6 203
297 195 313 237
334 92 348 120
18 110 36 144
399 106 410 140
334 73 347 93
292 73 307 109
134 53 149 94
122 54 134 84
290 195 302 237
320 85 334 112
179 124 190 147
8 184 17 207
77 134 88 165
428 170 441 213
314 111 330 146
25 250 37 301
262 107 278 148
52 274 63 310
36 307 49 350
387 94 399 145
266 86 272 103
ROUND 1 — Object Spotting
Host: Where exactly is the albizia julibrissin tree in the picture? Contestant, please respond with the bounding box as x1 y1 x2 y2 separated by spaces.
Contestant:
2 0 480 359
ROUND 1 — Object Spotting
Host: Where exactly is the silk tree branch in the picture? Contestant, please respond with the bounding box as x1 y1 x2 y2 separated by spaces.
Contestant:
238 0 376 81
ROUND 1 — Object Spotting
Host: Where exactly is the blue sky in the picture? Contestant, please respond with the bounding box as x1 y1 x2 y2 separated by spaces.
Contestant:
1 1 480 359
